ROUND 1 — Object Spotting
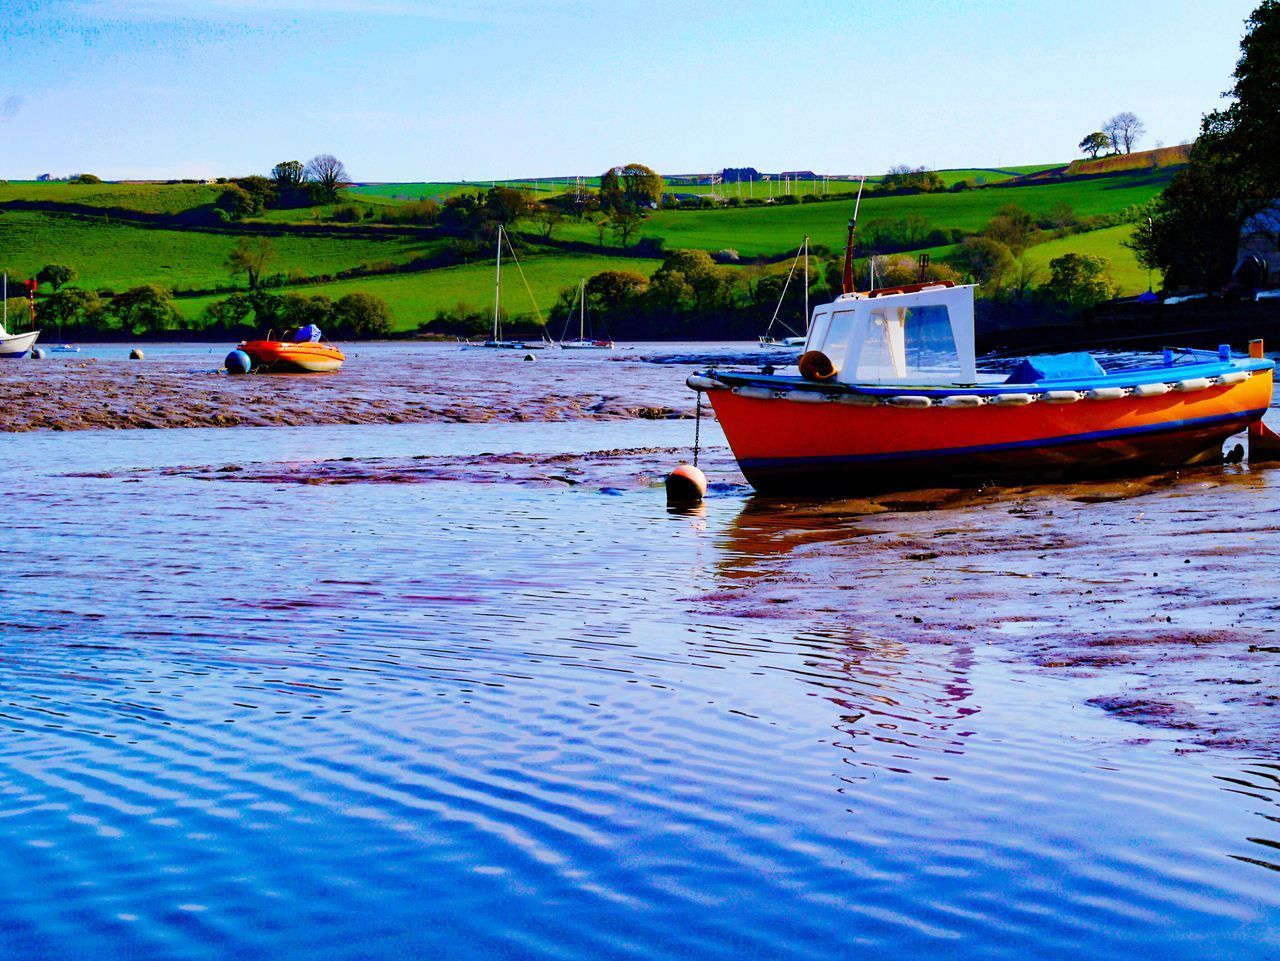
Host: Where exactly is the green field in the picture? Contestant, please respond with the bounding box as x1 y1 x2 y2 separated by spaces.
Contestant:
346 165 1068 206
0 162 1173 332
930 164 1063 186
549 171 1169 258
0 180 222 214
174 253 664 329
0 212 441 291
1023 225 1149 296
348 179 576 203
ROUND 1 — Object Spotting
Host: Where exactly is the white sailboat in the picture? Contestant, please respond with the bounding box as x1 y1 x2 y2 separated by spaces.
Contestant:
558 279 613 349
463 225 554 350
757 236 811 349
0 273 40 359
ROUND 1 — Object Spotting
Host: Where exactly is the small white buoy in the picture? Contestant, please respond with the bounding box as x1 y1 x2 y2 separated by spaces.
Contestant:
29 347 46 360
129 348 144 360
666 464 707 504
524 353 536 362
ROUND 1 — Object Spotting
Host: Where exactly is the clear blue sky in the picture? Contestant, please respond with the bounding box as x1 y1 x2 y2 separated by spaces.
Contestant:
0 0 1260 181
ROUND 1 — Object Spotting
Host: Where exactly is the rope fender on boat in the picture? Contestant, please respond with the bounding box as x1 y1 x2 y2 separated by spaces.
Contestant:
701 370 1252 408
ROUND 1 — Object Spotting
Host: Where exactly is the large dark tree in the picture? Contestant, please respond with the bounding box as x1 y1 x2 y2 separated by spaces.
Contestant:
1131 1 1280 287
1078 131 1111 159
36 263 76 291
109 285 181 336
271 160 305 189
600 163 664 211
1206 0 1280 196
303 154 349 204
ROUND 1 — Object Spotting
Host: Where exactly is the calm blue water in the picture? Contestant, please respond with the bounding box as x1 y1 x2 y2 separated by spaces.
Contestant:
1 419 1279 959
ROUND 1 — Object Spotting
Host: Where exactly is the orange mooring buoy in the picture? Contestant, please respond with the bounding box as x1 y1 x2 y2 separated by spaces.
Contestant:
666 464 707 504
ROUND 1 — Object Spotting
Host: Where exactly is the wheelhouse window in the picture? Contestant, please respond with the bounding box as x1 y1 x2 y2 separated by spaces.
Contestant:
902 305 959 375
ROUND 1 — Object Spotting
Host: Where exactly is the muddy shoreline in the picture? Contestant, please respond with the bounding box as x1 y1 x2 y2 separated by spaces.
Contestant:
0 349 698 432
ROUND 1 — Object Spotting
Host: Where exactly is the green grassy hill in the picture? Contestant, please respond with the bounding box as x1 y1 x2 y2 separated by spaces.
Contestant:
0 160 1177 335
0 211 441 292
0 180 222 214
550 171 1169 258
1023 224 1149 295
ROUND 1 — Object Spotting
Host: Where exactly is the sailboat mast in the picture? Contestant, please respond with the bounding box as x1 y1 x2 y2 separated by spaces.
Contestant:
493 225 503 340
579 278 585 340
803 235 809 333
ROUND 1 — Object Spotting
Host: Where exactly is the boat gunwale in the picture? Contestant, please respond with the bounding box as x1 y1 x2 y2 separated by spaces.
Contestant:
695 356 1274 398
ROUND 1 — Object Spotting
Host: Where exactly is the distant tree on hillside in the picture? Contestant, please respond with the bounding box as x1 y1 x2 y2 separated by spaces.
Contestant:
71 173 101 184
610 207 643 246
530 204 563 240
201 293 256 331
1103 112 1146 154
981 204 1036 254
304 154 349 204
484 186 533 226
1042 253 1114 312
225 237 277 289
232 175 275 213
1078 131 1111 159
216 184 255 220
109 285 181 336
959 236 1016 290
41 287 102 328
586 270 648 308
882 165 944 192
271 160 305 189
335 293 392 337
36 264 76 291
600 164 664 211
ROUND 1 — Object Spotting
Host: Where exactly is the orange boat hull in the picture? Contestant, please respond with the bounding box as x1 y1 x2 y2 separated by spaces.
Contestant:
239 340 345 373
707 370 1274 493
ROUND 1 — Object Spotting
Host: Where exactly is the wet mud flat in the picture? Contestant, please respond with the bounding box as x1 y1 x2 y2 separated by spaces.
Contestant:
697 465 1280 753
8 413 1280 958
120 445 745 493
125 442 1280 754
0 345 702 432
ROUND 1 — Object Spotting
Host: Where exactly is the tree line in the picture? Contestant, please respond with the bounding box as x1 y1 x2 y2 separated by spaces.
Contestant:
1130 0 1279 290
213 154 351 221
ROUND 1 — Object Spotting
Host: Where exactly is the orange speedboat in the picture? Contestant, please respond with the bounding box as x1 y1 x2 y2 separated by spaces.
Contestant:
239 331 345 373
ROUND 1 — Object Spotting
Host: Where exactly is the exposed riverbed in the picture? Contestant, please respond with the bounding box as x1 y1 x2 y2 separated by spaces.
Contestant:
1 343 1278 959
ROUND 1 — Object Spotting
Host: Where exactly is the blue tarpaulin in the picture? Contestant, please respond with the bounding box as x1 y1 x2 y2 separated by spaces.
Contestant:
1005 352 1106 384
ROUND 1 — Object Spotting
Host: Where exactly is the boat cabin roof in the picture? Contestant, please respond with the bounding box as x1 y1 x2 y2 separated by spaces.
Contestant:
807 283 979 386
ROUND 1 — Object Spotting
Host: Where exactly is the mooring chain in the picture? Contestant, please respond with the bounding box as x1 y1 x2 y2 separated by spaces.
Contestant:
693 390 703 468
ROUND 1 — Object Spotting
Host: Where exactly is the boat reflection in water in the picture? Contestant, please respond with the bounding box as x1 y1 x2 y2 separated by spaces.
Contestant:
702 497 982 781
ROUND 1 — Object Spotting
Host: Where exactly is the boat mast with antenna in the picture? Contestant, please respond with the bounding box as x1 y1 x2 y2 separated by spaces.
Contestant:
841 176 866 295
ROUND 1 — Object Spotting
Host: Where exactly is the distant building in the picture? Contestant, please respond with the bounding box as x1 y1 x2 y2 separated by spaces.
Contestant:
1239 203 1280 285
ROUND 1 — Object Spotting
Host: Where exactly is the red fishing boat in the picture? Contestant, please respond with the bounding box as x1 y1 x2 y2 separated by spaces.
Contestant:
689 224 1276 495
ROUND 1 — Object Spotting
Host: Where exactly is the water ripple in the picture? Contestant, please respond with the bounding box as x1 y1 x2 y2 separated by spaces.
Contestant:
1 421 1278 959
